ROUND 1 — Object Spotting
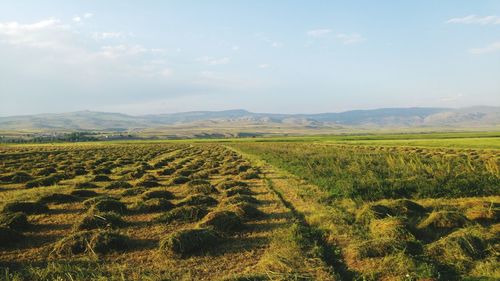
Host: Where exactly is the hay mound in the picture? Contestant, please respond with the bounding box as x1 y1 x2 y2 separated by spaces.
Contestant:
171 176 190 185
385 199 426 217
227 202 264 221
369 217 414 240
239 169 259 180
2 201 49 214
417 211 469 240
157 168 175 176
8 172 33 183
224 186 253 197
156 206 208 224
135 179 161 188
0 226 23 246
426 228 486 269
0 212 30 231
75 212 125 230
223 194 259 205
219 275 268 281
174 169 196 177
159 228 220 257
121 187 146 197
178 194 218 207
198 210 243 233
186 182 218 195
53 230 130 255
350 238 408 258
92 175 111 182
132 198 175 213
141 190 174 200
25 174 64 188
105 181 133 190
355 204 394 224
82 196 119 207
89 199 127 214
217 180 248 190
464 202 499 223
74 182 98 189
38 193 80 204
189 170 210 180
70 189 98 198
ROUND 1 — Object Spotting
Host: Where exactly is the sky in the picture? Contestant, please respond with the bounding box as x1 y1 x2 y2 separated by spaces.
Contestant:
0 0 499 116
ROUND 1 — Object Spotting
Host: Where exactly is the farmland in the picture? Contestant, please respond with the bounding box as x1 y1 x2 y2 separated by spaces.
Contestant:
0 132 499 280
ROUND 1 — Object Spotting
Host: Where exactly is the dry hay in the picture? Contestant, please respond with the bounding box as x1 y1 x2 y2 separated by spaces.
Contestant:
417 211 469 241
239 169 259 180
0 212 30 231
157 168 175 176
135 179 161 188
464 202 499 223
70 189 99 198
226 202 264 221
178 194 218 207
132 198 175 213
348 238 409 259
155 206 208 224
105 181 133 190
384 199 426 218
224 186 253 197
52 229 130 256
355 204 394 225
217 180 248 191
89 199 127 214
159 228 220 257
369 217 414 240
170 176 190 185
74 212 125 230
92 175 112 182
222 195 259 205
121 187 146 197
2 201 49 214
38 193 80 204
82 196 119 207
186 181 218 195
198 210 244 233
141 190 174 200
426 227 487 271
74 182 99 189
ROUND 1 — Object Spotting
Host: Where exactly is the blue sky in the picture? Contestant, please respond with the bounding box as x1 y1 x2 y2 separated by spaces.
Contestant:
0 0 499 116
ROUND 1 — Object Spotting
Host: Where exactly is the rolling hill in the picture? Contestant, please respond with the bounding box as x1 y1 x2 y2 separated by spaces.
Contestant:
0 107 498 133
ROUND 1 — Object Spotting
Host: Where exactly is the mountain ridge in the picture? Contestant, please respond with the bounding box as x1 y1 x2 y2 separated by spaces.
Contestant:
0 106 499 132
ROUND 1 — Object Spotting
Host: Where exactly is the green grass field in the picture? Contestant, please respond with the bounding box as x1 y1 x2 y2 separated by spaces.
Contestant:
0 132 499 280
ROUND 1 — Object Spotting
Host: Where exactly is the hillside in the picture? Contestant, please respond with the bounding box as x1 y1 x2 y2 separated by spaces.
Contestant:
0 107 499 133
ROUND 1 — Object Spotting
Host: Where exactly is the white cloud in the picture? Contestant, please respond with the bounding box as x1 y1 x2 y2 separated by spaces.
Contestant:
92 32 124 40
232 45 239 51
72 16 81 23
196 56 230 65
161 68 173 77
307 28 332 38
440 94 463 102
271 41 283 48
84 13 93 19
259 63 270 69
469 41 500 54
447 15 500 25
336 33 365 45
0 18 73 49
98 44 148 58
255 33 283 48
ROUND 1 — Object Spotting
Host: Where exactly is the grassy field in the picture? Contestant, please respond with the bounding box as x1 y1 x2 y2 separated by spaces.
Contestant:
0 132 499 280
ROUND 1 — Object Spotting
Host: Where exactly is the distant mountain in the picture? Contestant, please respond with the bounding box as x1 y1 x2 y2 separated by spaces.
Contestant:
0 107 499 132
